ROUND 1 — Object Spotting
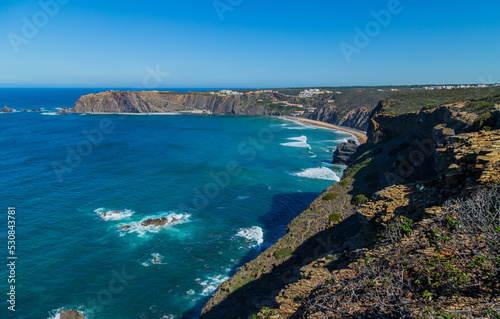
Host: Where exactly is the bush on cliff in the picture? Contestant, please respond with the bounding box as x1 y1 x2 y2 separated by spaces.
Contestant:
329 213 342 223
352 194 368 205
338 180 349 187
323 193 338 201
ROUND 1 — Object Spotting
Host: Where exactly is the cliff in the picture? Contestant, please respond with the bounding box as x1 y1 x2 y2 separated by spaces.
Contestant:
70 90 283 115
307 90 393 131
201 89 500 318
70 90 279 115
68 90 386 132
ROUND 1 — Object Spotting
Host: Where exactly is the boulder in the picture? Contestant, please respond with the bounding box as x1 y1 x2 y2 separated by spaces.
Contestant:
141 217 178 227
433 124 455 147
1 106 13 113
60 309 84 319
332 140 358 165
58 108 71 114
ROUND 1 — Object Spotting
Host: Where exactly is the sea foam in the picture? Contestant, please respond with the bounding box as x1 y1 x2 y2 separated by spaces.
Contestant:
197 274 229 296
292 167 341 181
235 226 264 247
280 136 311 149
95 208 134 221
141 253 166 267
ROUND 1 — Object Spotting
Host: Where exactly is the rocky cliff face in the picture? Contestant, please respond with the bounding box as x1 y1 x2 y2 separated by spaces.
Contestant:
201 98 500 319
70 91 381 132
332 140 358 166
309 106 373 131
70 91 285 116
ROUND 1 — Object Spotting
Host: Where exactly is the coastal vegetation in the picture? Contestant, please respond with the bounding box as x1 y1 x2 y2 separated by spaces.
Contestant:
322 193 338 201
383 86 500 114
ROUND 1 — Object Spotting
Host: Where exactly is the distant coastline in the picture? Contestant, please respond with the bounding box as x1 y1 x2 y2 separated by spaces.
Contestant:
283 116 368 144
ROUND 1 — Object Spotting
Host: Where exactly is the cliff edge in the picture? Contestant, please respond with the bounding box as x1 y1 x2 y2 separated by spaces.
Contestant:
201 87 500 318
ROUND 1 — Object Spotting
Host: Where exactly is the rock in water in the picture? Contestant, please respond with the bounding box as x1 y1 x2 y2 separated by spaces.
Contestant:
140 217 178 227
332 140 358 165
1 106 13 113
60 309 84 319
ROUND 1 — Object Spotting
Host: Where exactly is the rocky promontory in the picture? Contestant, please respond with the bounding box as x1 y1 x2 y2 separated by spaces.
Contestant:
70 91 283 115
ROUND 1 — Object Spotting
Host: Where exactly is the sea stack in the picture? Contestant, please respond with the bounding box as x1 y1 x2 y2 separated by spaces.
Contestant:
1 106 14 113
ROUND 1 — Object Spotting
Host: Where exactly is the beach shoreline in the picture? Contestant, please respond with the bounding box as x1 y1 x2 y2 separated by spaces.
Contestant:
282 116 368 144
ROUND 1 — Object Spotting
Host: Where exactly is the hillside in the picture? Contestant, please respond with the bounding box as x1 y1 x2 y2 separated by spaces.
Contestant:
201 89 500 319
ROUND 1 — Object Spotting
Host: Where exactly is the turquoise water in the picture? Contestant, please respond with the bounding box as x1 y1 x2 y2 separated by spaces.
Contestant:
0 89 351 319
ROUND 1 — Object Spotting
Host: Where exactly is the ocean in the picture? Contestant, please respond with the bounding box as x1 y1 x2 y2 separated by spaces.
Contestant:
0 89 352 319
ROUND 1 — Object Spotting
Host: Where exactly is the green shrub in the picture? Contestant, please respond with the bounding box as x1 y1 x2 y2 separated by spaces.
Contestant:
329 213 342 223
338 180 349 187
323 193 338 201
352 194 368 205
274 247 293 259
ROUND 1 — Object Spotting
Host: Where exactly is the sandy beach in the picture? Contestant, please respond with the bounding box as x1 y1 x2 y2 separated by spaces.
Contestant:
283 117 368 144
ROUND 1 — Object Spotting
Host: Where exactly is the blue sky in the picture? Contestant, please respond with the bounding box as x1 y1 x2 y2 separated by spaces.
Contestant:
0 0 499 88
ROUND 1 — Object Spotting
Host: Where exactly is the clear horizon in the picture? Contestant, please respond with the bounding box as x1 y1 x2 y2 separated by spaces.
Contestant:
1 0 499 88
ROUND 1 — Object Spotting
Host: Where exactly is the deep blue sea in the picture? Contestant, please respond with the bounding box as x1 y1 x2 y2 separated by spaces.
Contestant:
0 89 352 319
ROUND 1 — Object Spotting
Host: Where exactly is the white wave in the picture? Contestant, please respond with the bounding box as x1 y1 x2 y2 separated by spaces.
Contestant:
291 167 340 181
280 135 311 149
118 211 191 237
186 289 195 295
196 275 229 296
235 226 264 247
333 138 349 144
95 208 134 221
42 112 59 116
237 195 250 200
284 126 309 130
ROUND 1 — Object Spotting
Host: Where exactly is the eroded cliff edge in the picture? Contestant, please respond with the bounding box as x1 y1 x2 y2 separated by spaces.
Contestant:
201 87 500 318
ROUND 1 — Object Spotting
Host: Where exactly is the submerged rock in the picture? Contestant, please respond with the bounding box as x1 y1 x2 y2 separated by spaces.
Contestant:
332 139 358 165
60 309 84 319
